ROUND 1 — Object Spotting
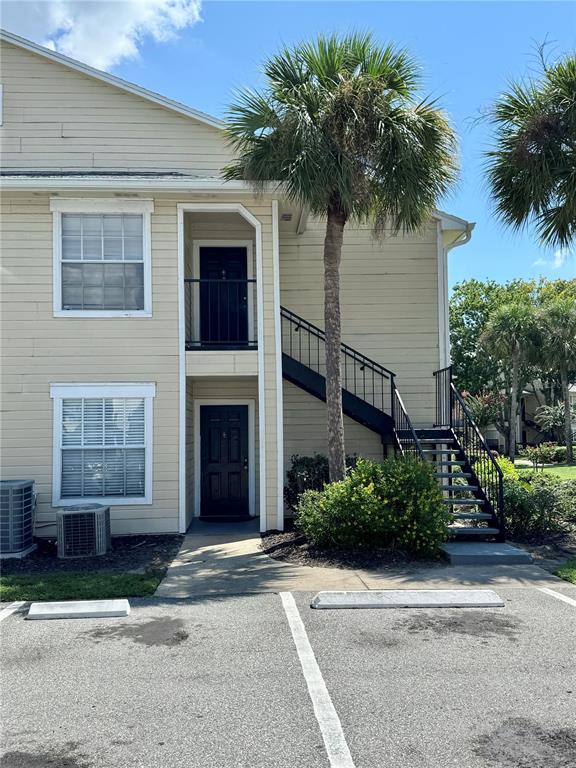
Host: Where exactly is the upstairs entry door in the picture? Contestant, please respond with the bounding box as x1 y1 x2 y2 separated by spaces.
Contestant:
199 247 248 347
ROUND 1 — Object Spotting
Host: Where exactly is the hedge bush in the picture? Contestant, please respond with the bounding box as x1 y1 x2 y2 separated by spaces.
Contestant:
503 474 576 536
296 457 449 557
284 453 357 510
520 443 568 465
475 455 519 484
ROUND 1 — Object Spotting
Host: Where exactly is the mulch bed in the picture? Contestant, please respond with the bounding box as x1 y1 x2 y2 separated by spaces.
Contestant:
1 535 184 575
509 526 576 573
260 528 444 571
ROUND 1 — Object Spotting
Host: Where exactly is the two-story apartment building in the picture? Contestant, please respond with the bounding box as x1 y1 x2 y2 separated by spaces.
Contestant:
0 29 476 537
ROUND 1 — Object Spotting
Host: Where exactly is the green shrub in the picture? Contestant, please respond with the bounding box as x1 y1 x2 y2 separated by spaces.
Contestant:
284 453 357 510
504 479 562 536
522 474 576 523
520 442 568 466
296 457 449 557
476 455 519 484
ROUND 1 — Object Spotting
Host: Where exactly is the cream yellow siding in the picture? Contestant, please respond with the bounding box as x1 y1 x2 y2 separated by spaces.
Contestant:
280 216 441 427
0 193 180 535
0 41 232 174
283 381 384 468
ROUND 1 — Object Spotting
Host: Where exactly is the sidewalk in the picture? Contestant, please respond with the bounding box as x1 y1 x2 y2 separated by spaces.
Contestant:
155 521 565 598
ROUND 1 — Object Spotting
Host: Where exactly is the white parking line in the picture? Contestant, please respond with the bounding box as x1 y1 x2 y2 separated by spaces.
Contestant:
537 587 576 607
0 601 27 623
280 592 355 768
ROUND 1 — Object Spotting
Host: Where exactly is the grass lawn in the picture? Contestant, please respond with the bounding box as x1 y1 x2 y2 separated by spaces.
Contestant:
555 558 576 584
0 569 165 602
517 463 576 480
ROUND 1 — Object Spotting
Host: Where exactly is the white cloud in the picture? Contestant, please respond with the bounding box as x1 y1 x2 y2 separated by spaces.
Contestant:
533 247 573 270
1 0 202 71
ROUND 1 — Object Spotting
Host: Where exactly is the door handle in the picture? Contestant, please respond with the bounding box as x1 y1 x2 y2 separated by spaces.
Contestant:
243 457 248 470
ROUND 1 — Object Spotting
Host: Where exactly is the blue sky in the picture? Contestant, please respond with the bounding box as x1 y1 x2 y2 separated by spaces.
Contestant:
6 1 576 288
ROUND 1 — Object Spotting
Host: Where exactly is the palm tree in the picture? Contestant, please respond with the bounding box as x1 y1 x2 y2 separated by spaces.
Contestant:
223 33 458 480
536 299 576 462
486 54 576 248
480 303 538 460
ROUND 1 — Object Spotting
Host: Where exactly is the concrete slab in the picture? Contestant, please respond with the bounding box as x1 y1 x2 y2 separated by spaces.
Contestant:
26 599 130 620
156 532 563 598
441 542 532 565
311 589 505 609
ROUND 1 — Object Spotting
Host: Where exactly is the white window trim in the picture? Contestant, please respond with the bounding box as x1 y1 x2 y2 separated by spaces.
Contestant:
50 382 156 507
50 198 154 318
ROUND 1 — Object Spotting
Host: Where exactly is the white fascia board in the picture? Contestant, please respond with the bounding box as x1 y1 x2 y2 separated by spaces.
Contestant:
0 28 223 130
0 178 263 193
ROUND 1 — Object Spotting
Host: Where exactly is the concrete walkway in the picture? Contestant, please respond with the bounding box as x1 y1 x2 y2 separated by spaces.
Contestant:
155 521 565 599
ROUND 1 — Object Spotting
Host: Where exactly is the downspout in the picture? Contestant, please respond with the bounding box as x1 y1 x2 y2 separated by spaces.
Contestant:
440 222 475 366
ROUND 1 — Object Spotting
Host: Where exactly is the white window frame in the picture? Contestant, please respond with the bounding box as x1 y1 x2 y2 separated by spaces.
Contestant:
50 198 154 318
50 382 156 506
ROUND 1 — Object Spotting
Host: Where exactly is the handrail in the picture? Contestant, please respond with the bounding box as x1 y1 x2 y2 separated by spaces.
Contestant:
280 307 394 380
392 383 425 459
185 277 257 350
451 384 504 479
434 366 505 538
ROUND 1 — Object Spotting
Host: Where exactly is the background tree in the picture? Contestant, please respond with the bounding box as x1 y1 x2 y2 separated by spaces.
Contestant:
536 299 576 462
486 53 576 248
480 303 539 460
224 33 457 480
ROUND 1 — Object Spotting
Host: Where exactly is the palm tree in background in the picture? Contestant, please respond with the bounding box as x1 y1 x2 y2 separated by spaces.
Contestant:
481 303 539 460
536 299 576 462
223 33 458 480
486 53 576 249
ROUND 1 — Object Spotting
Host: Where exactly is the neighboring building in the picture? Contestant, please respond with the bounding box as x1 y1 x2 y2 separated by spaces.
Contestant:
0 29 475 536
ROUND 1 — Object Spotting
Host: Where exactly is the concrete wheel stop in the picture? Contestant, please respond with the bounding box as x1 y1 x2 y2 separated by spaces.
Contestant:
26 599 130 620
311 589 505 610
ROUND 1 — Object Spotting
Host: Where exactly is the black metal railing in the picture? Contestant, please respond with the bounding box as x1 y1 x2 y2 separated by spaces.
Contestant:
281 306 395 415
391 384 425 459
434 365 453 427
185 278 257 350
434 367 505 537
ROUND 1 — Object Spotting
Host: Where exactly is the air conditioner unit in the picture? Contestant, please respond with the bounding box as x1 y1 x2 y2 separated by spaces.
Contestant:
0 479 37 559
56 505 111 558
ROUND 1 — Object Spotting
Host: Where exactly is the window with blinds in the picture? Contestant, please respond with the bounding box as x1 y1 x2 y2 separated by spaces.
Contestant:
60 213 145 311
60 397 146 499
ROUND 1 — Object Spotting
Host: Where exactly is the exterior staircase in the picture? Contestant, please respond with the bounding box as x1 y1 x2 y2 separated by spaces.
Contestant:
280 308 505 542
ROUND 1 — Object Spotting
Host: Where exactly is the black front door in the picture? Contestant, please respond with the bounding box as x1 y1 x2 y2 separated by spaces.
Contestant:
200 405 250 519
200 247 248 347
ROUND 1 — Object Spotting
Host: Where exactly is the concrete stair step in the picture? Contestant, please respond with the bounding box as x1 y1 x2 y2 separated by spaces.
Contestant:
422 449 459 454
451 511 493 520
436 472 472 479
443 498 485 506
441 484 479 492
440 542 532 565
447 526 500 536
431 459 466 465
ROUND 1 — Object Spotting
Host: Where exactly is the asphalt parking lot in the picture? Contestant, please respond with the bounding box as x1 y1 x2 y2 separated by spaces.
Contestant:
1 586 575 768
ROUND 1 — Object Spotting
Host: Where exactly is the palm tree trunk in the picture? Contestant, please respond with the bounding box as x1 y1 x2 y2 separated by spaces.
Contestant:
323 204 347 481
560 366 573 463
509 361 519 461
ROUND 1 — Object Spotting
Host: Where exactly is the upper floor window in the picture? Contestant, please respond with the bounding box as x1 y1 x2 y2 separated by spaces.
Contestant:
50 199 153 317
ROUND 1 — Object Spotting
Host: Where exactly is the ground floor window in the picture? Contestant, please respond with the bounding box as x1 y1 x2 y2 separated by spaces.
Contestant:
50 383 155 506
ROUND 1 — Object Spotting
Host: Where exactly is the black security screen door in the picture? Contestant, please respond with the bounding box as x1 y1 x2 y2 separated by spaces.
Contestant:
200 405 249 519
199 247 248 347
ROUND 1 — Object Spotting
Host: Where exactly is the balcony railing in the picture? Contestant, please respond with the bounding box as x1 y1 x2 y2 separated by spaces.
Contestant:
185 278 257 350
